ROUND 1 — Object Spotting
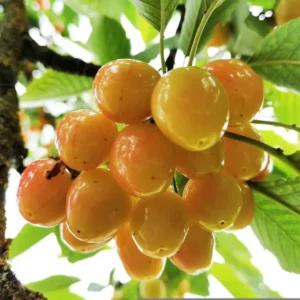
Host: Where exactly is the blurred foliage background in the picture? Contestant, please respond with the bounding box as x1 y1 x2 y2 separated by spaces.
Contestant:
5 0 300 299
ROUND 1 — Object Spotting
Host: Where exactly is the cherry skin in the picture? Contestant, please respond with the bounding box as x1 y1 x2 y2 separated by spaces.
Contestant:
151 66 229 151
130 191 189 258
252 154 273 182
230 181 255 230
110 123 175 197
66 168 132 242
203 59 264 126
223 124 268 180
170 223 214 275
183 171 243 231
93 59 160 124
61 222 113 253
175 139 224 180
275 0 300 25
206 23 231 48
140 279 167 298
116 224 165 281
17 159 72 227
55 109 118 171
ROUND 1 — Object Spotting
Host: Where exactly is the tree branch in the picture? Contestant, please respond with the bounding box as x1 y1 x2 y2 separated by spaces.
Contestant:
21 5 186 78
0 0 46 298
22 34 101 77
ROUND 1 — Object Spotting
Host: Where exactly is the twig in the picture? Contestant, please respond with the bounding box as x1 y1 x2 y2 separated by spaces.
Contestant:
252 119 300 133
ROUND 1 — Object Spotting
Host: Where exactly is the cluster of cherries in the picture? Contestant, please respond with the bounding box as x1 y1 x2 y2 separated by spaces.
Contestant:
17 57 272 282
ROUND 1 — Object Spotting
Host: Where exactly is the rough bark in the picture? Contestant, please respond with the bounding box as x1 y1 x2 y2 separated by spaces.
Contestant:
0 0 45 299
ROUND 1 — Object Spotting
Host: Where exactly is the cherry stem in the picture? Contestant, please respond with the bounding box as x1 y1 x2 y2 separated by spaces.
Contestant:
187 0 222 66
224 131 300 174
252 119 300 133
247 181 300 217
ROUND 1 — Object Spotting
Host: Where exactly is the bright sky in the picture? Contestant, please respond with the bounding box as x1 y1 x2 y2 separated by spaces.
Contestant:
7 2 300 299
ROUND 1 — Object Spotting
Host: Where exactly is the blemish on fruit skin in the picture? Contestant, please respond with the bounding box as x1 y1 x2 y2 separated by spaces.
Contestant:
77 230 81 234
151 176 156 180
104 138 108 142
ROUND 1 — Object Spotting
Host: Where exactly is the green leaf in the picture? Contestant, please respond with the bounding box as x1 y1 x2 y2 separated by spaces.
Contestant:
229 0 264 56
252 187 300 273
288 151 300 173
266 82 300 125
249 18 300 92
54 226 109 263
215 233 281 297
189 272 209 296
161 260 186 296
133 36 178 62
178 0 206 55
9 224 53 259
161 260 209 297
249 177 300 215
174 171 188 195
27 275 80 294
63 0 128 20
124 2 159 43
211 263 258 298
87 283 106 292
88 17 131 65
259 129 299 176
21 70 93 104
131 0 179 31
245 15 272 37
137 15 160 43
119 280 140 300
247 0 276 10
179 0 238 55
45 288 83 300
